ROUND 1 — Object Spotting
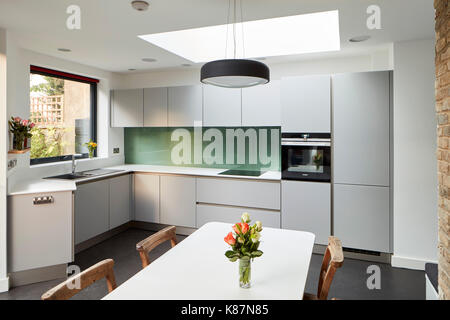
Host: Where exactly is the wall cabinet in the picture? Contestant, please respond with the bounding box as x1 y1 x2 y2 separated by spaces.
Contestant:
144 87 168 127
168 85 203 127
75 180 110 245
242 80 281 126
134 174 160 223
160 175 196 227
111 89 143 127
281 181 331 245
281 75 331 132
8 191 73 272
332 71 390 186
109 175 131 229
203 85 241 126
333 184 390 253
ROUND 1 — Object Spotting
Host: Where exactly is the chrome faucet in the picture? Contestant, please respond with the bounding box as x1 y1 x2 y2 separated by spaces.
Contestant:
71 154 82 174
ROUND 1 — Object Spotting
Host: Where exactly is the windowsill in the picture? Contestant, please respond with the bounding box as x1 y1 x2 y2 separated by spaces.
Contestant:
30 156 109 168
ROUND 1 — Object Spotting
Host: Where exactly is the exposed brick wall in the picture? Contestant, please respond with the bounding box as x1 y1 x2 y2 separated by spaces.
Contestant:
435 0 450 300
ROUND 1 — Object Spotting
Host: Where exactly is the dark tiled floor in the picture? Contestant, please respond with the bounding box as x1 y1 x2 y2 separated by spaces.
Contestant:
0 228 425 300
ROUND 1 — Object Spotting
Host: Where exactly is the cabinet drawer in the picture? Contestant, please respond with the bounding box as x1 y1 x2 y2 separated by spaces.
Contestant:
8 191 73 272
196 178 280 210
197 204 280 228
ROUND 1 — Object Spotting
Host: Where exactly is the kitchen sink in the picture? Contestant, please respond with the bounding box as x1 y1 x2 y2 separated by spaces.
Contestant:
44 169 125 180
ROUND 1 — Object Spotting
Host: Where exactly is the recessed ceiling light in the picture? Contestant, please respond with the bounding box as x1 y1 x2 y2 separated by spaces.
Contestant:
181 64 192 67
128 68 136 71
349 35 371 43
142 58 157 62
58 48 71 52
254 57 267 61
131 1 149 11
138 10 340 63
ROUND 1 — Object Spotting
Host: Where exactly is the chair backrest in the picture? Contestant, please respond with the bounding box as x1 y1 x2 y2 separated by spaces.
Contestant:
41 259 117 300
317 236 344 300
136 226 177 269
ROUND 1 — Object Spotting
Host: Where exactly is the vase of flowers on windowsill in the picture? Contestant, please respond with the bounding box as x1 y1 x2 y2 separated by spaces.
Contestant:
8 116 35 151
84 141 97 158
224 213 263 289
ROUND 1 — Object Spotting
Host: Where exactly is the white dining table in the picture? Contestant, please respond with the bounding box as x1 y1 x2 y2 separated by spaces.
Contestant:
103 222 315 300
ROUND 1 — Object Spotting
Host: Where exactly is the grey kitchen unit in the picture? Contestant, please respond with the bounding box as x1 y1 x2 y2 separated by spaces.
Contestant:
281 180 331 245
111 89 144 127
168 85 203 127
143 87 168 127
134 174 160 223
203 85 241 126
332 71 391 253
242 80 281 126
281 75 331 133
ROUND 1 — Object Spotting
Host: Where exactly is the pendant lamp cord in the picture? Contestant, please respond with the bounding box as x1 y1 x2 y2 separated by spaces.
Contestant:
225 0 245 60
240 0 245 59
233 0 237 59
225 0 231 59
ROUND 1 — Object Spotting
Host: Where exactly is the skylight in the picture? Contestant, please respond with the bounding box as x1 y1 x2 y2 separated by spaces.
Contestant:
138 10 341 63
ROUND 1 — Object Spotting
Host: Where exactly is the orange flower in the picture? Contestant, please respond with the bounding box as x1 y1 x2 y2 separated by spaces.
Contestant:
233 222 249 235
224 232 236 246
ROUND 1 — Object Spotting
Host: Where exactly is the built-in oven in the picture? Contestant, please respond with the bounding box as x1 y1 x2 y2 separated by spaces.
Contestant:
281 133 331 182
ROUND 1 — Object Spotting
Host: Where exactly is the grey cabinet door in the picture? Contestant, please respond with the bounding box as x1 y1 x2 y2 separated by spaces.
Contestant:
242 80 281 126
334 184 390 253
134 174 160 223
332 71 390 186
281 181 331 245
144 87 168 127
109 175 131 229
168 85 203 126
281 75 331 132
160 176 196 227
75 180 110 244
111 89 143 127
203 85 241 126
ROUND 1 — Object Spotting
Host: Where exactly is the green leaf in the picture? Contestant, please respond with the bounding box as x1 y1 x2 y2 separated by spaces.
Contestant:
251 250 263 258
225 250 236 258
228 256 239 262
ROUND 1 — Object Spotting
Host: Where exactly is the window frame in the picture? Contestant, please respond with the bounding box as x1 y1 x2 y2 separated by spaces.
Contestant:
29 66 98 165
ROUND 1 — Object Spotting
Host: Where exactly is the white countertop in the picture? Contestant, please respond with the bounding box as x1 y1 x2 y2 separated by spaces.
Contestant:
8 164 281 196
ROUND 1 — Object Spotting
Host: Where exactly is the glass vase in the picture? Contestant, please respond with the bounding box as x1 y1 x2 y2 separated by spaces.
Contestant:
89 150 94 158
239 258 251 288
13 134 24 150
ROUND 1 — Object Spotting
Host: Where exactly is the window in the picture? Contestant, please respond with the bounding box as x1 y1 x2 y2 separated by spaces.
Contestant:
29 66 98 165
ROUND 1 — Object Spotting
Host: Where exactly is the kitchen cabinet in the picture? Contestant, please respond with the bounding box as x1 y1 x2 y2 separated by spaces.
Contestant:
168 85 203 127
197 178 281 210
8 191 73 272
281 181 330 245
281 75 331 132
75 180 110 245
144 87 168 127
160 175 196 227
134 174 160 223
197 204 280 228
203 85 241 126
332 71 390 186
242 80 281 126
111 89 143 127
334 184 390 252
109 175 131 229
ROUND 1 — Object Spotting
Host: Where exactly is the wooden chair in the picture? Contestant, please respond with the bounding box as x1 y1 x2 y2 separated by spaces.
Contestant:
41 259 117 300
136 226 178 269
303 236 344 300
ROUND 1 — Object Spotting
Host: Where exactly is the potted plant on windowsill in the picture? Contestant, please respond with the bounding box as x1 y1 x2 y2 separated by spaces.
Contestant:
8 116 35 153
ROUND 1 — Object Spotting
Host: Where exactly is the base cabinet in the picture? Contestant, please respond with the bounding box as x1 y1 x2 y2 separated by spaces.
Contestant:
197 204 280 228
109 175 131 229
333 184 390 252
281 181 331 245
134 174 160 223
160 176 196 227
75 180 110 245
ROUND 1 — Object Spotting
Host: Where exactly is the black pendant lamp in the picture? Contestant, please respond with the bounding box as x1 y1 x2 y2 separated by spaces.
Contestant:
200 0 270 88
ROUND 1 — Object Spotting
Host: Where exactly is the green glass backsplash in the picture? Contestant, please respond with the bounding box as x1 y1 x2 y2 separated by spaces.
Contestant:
125 127 281 171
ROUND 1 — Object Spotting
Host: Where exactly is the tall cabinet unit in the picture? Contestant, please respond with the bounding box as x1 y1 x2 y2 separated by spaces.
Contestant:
281 75 331 132
332 71 391 253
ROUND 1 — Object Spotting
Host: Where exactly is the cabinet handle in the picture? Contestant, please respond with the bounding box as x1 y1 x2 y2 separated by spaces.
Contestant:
33 196 54 205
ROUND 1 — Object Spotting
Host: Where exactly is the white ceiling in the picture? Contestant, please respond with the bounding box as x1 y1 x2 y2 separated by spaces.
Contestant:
0 0 435 73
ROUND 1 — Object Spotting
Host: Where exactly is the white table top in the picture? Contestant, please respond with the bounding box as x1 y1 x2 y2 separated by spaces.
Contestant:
103 222 315 300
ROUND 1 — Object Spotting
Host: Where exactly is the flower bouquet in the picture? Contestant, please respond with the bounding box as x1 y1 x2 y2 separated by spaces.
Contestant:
224 213 263 288
8 116 35 150
84 141 97 158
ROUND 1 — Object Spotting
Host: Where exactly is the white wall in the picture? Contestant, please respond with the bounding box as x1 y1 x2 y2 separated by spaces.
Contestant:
0 28 9 292
6 34 126 190
392 38 438 269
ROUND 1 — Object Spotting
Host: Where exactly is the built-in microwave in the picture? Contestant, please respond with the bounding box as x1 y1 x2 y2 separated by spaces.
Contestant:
281 133 331 182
